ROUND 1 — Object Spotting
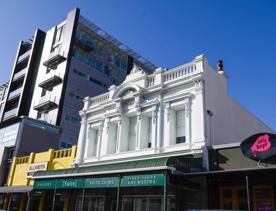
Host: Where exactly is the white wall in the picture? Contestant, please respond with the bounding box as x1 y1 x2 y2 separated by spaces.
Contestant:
203 66 273 146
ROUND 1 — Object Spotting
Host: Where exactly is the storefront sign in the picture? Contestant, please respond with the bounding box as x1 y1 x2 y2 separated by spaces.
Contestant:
34 174 165 190
85 177 119 188
121 174 165 187
55 178 84 189
27 162 48 177
34 180 56 189
241 133 276 160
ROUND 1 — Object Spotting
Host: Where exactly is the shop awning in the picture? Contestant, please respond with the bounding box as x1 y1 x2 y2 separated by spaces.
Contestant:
33 154 202 179
0 185 33 193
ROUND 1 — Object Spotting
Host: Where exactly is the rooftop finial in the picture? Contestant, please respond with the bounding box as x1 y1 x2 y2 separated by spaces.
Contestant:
217 59 224 72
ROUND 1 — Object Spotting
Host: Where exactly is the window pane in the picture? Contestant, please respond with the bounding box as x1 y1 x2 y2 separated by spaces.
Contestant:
148 117 152 148
128 117 137 151
222 190 232 198
148 198 163 211
176 110 185 136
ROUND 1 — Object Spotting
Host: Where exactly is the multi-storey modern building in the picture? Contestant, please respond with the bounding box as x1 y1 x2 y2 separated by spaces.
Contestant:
32 55 273 210
0 82 9 121
0 7 157 203
0 8 156 149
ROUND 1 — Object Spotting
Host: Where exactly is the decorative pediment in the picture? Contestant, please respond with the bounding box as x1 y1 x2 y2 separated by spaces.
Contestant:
112 83 142 100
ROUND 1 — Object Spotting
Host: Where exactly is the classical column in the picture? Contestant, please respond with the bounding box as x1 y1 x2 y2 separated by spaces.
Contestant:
156 99 163 150
75 114 87 164
163 103 171 147
151 106 158 149
96 121 104 159
116 117 122 152
100 118 110 155
184 98 191 146
75 97 91 164
84 124 93 158
136 113 141 150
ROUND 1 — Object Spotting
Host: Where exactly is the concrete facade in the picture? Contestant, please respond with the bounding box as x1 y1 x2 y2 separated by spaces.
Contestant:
75 55 272 169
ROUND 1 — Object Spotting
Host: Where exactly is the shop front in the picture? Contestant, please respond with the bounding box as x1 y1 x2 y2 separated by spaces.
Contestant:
204 133 276 211
33 155 206 211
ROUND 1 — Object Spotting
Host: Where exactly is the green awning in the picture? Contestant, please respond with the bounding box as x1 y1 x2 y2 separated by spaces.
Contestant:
33 154 202 178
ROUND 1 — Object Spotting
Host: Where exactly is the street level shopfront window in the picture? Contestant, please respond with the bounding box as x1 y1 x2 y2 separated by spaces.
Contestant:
122 196 175 211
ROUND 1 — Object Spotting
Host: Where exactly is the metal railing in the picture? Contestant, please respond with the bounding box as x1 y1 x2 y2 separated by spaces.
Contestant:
8 87 22 100
17 50 31 64
13 68 27 81
3 108 18 119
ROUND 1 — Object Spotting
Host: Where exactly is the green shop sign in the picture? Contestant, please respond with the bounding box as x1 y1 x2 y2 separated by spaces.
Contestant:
55 179 84 189
34 173 165 190
34 179 56 189
85 177 119 188
121 174 164 187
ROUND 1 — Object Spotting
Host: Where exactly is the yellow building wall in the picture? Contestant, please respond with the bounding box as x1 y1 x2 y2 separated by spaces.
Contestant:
8 146 77 187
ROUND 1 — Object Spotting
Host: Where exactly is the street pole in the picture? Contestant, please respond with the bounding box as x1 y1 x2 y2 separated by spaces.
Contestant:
246 175 252 211
80 188 85 211
116 175 121 211
163 171 167 211
51 188 56 211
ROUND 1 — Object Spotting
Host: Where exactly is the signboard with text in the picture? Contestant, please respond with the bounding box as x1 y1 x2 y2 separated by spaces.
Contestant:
27 162 48 177
241 133 276 160
121 174 164 187
34 173 165 190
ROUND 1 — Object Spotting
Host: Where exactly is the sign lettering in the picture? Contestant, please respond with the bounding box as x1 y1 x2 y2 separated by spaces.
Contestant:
241 133 276 160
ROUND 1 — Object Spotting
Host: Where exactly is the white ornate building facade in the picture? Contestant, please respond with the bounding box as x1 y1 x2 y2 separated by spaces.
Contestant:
75 54 272 167
32 55 272 211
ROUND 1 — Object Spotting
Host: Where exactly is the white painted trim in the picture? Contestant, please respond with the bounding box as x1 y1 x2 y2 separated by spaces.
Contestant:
212 142 241 149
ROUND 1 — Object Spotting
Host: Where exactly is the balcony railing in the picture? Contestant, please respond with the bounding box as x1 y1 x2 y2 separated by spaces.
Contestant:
74 37 95 52
17 49 31 64
8 87 22 100
43 46 66 69
3 108 18 120
13 67 27 81
38 71 62 90
33 94 59 112
91 93 110 105
163 62 196 83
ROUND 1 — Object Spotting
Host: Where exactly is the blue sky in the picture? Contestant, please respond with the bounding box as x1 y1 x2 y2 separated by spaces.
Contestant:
0 0 275 130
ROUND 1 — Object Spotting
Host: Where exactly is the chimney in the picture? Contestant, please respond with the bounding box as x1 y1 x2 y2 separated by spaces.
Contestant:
217 59 228 79
217 59 224 72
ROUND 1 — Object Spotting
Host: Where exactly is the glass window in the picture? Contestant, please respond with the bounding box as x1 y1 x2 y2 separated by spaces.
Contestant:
176 109 186 144
65 115 71 122
148 198 163 211
54 25 64 45
96 45 104 56
89 77 103 86
95 59 103 71
148 117 152 148
128 117 137 151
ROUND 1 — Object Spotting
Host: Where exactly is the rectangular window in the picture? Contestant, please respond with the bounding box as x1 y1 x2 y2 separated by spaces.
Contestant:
60 141 73 149
128 117 137 151
89 77 102 86
176 109 186 144
54 25 64 44
95 59 103 71
148 117 152 148
64 115 71 122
